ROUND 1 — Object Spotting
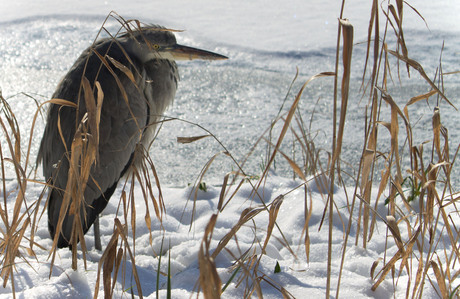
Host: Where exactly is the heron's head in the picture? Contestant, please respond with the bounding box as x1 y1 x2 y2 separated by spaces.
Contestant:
124 26 228 63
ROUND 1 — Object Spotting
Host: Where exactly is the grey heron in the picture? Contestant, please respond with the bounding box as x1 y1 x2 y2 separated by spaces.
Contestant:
37 25 227 249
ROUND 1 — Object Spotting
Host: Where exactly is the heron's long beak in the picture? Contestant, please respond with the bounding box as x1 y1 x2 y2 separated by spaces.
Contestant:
166 44 228 61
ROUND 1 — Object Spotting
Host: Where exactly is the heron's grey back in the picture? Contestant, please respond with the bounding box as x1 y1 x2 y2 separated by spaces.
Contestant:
38 35 178 244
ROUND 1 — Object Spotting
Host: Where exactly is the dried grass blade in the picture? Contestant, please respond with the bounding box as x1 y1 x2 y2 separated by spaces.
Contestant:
188 151 225 226
397 226 420 278
406 90 437 106
112 248 124 292
361 148 375 191
425 164 437 226
332 19 353 298
333 19 353 164
217 173 230 211
106 55 136 83
386 49 457 110
199 214 221 299
91 48 143 131
262 195 284 254
47 98 78 108
371 251 401 291
411 256 424 297
82 77 103 164
370 257 383 279
103 234 118 298
386 216 404 252
361 0 378 88
49 117 85 261
362 181 371 245
94 226 120 299
257 72 335 189
361 133 380 230
177 135 211 144
389 3 409 62
301 187 313 263
142 154 165 219
403 1 429 29
430 260 448 298
114 218 143 298
432 107 442 159
94 81 104 162
211 206 265 259
263 137 306 181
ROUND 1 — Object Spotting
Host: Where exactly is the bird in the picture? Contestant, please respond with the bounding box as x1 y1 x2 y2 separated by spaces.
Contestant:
37 25 227 249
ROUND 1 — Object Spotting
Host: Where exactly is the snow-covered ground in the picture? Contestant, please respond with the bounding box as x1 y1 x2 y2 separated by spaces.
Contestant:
0 0 459 298
0 173 429 298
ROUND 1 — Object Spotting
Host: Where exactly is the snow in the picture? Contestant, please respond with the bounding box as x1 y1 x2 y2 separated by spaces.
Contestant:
0 173 448 298
0 0 459 298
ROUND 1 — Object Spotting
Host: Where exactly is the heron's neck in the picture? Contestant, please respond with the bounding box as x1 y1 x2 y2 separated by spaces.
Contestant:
142 51 175 63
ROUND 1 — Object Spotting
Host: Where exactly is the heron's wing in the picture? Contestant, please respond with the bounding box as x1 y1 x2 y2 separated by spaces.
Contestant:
85 69 148 207
40 54 150 244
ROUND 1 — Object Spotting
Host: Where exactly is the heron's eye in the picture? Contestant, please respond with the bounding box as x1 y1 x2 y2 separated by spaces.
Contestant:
152 44 160 50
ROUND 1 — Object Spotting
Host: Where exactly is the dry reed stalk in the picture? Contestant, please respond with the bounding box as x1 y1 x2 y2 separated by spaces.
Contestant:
48 78 103 272
177 135 211 144
0 94 47 298
371 219 420 291
255 71 334 196
93 219 124 299
430 259 448 298
187 151 228 226
263 136 307 181
334 0 460 297
327 17 353 298
385 49 456 110
301 186 313 263
198 214 222 299
128 147 165 247
211 206 265 260
202 72 334 296
261 195 284 254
